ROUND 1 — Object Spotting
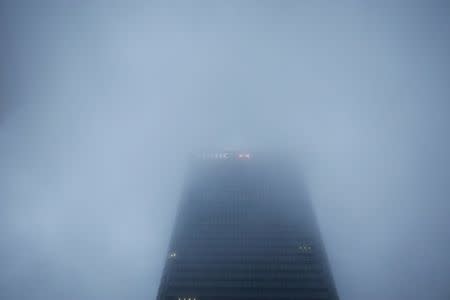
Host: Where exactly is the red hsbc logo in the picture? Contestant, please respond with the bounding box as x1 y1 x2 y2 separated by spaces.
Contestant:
237 153 251 159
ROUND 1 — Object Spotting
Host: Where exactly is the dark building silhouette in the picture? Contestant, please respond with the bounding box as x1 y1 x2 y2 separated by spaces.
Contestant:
157 151 339 300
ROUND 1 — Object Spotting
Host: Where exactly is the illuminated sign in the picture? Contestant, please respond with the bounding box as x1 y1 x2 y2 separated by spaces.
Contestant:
198 151 251 160
237 153 251 160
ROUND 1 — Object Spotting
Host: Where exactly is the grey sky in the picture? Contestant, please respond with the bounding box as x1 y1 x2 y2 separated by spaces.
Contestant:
1 1 450 300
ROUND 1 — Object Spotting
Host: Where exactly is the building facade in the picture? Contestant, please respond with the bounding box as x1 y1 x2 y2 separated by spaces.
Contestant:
157 151 339 300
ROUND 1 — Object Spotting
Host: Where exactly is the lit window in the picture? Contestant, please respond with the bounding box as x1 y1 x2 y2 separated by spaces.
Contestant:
168 251 177 258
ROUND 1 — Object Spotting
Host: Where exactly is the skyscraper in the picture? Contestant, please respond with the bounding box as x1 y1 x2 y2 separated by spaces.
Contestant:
157 151 339 300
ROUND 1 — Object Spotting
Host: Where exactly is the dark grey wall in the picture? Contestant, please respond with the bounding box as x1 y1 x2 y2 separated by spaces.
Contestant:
1 1 449 300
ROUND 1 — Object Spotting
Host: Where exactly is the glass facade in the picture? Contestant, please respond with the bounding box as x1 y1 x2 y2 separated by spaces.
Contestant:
157 152 339 300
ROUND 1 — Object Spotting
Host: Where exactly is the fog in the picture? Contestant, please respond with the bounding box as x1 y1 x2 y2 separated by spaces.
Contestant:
1 1 450 300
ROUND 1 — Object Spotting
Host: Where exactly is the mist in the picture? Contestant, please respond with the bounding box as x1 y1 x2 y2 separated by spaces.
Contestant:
1 1 450 300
